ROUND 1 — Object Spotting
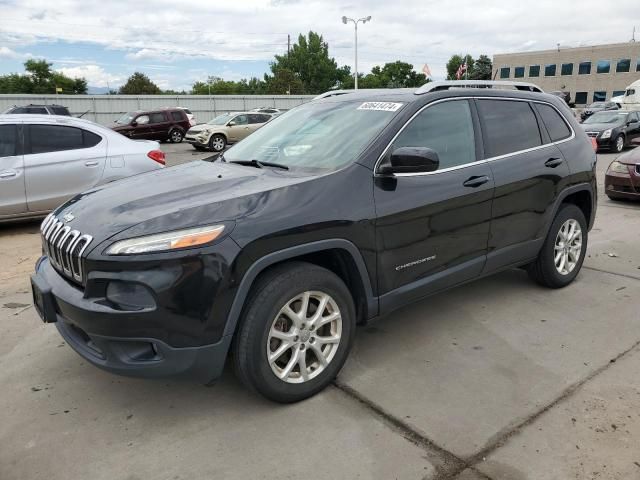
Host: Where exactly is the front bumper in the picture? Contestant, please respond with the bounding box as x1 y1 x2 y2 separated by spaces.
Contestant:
605 169 640 199
32 255 235 383
184 134 209 147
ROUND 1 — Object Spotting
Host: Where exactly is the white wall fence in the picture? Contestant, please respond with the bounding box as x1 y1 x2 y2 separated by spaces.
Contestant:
0 94 315 126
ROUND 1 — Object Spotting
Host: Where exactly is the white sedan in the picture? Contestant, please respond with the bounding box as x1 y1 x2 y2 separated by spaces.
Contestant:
0 114 165 223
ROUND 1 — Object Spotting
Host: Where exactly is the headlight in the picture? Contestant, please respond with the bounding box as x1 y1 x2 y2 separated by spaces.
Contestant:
106 225 225 255
608 161 628 174
601 129 612 139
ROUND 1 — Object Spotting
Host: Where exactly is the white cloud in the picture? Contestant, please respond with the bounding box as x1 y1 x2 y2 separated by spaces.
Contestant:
55 65 123 88
0 46 24 59
0 0 637 87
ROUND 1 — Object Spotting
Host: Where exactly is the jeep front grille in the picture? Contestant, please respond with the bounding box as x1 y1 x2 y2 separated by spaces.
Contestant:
40 214 93 284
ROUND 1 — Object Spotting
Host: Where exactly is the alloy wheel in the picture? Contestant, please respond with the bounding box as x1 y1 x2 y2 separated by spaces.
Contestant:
554 219 582 275
210 136 225 152
615 136 624 152
266 291 342 384
171 130 183 142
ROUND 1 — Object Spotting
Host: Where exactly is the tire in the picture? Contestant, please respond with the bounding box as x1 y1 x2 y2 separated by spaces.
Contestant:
606 194 623 202
169 129 184 143
527 203 587 289
209 134 226 152
613 134 625 153
233 262 356 403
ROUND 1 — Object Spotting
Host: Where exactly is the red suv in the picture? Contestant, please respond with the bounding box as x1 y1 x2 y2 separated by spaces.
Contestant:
111 108 190 143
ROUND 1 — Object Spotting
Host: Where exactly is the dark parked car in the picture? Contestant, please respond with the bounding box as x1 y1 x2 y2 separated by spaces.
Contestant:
580 101 618 121
604 146 640 201
581 110 640 153
111 108 191 143
31 81 597 403
3 104 71 116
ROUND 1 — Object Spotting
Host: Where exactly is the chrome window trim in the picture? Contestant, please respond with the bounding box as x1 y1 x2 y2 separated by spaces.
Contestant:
374 96 575 178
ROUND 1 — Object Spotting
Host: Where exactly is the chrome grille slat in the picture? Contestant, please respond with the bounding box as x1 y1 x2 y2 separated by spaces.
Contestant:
39 215 93 284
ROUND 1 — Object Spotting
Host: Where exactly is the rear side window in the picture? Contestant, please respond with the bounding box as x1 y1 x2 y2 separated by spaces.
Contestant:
248 114 270 124
391 99 476 170
170 111 184 121
0 124 17 157
51 106 70 116
534 103 572 142
26 107 48 114
476 100 542 158
28 125 101 153
149 112 167 124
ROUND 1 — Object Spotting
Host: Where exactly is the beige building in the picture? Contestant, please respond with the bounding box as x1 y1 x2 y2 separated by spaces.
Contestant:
493 42 640 105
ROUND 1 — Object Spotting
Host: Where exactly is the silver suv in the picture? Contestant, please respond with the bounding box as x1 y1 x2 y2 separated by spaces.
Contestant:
184 112 272 152
0 114 165 223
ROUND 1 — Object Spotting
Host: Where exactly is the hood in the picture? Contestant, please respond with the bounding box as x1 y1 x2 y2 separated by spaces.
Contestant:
617 148 640 165
53 161 313 249
188 124 222 134
110 123 129 131
580 122 622 132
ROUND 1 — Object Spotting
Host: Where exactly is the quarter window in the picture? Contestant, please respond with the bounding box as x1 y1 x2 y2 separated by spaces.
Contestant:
616 59 631 73
544 64 556 76
0 124 17 157
500 67 510 79
529 65 540 77
391 100 476 170
561 63 573 75
534 103 571 142
476 100 542 158
578 62 591 75
514 66 525 78
596 60 610 74
171 111 184 121
574 92 588 105
28 125 101 154
593 91 607 102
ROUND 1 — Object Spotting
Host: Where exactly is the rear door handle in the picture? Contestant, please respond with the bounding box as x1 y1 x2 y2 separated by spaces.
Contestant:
463 175 490 188
85 161 99 167
545 157 564 168
0 170 17 179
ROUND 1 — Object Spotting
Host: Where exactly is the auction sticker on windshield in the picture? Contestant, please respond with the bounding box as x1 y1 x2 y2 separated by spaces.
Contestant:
357 102 404 112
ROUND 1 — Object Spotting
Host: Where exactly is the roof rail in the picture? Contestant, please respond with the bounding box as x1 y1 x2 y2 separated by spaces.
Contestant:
415 80 544 95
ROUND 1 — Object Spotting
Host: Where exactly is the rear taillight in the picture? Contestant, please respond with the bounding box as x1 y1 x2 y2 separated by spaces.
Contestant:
590 137 598 152
147 150 165 165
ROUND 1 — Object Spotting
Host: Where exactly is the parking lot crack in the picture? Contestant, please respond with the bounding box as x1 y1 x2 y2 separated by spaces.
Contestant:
583 266 640 281
333 381 467 479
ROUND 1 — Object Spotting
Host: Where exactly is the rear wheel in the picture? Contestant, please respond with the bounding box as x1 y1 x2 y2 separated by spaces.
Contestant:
209 134 226 152
169 129 183 143
233 262 356 403
527 204 587 288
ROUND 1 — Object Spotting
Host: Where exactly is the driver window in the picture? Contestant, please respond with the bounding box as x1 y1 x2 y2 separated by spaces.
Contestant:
136 115 149 125
232 115 248 125
391 100 476 170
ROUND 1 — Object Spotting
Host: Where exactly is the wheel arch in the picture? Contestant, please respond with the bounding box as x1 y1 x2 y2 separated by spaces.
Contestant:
550 184 595 232
222 239 377 339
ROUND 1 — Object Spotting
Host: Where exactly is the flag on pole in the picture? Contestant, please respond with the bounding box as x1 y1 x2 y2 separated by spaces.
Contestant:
421 64 432 78
455 62 468 80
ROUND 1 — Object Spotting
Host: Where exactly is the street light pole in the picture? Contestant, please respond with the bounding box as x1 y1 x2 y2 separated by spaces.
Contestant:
342 15 371 90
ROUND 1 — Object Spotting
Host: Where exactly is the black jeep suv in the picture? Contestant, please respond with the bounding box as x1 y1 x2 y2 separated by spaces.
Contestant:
31 81 597 403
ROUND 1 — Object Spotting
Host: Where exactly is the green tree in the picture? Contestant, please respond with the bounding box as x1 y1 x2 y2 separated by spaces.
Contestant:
118 72 162 94
470 54 492 80
0 59 87 94
266 31 340 94
264 68 304 94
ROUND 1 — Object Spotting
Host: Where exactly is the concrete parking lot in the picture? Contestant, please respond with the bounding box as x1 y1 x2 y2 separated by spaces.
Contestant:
1 145 639 480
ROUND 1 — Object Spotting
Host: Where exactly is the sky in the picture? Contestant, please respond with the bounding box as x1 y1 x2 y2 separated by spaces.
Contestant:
0 0 637 92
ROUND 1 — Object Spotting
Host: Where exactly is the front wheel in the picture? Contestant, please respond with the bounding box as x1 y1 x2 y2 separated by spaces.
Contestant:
233 262 356 403
209 134 226 152
613 134 625 153
527 204 587 288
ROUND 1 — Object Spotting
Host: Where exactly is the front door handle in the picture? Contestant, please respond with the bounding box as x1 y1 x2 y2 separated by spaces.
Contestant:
0 170 17 179
545 157 564 168
85 161 99 167
463 175 490 188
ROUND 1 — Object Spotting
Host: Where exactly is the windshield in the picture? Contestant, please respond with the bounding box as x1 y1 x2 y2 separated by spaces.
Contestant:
207 114 234 125
588 102 605 108
116 112 136 125
583 112 627 124
223 100 403 171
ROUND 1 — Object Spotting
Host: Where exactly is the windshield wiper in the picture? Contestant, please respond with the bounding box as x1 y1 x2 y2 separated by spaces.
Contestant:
230 159 289 170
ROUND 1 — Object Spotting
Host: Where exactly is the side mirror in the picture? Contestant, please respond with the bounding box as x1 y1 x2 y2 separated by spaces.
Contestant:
228 121 237 126
378 147 440 175
130 121 137 127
